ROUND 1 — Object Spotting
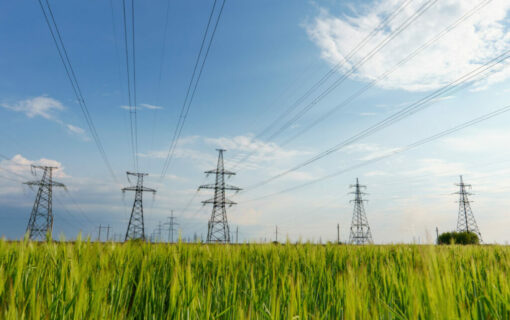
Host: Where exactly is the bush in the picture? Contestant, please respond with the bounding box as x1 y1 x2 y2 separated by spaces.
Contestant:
438 231 479 245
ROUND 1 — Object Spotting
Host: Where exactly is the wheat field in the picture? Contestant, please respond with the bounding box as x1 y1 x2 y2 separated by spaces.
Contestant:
0 239 509 319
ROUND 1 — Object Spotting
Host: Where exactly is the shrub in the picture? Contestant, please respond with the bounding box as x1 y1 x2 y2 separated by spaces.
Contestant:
438 231 480 245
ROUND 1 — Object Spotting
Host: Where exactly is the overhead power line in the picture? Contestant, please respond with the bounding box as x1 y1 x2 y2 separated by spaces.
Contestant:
122 0 139 170
231 0 437 169
244 103 510 201
38 0 119 184
160 0 226 179
279 0 493 146
250 0 415 142
244 48 510 192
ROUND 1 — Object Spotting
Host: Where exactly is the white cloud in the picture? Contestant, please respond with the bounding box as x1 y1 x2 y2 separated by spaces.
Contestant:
204 135 307 164
66 124 89 141
307 0 510 92
0 154 67 182
140 103 163 110
442 129 510 152
365 170 389 177
120 103 164 111
343 143 400 160
402 158 467 177
1 96 64 119
1 96 89 140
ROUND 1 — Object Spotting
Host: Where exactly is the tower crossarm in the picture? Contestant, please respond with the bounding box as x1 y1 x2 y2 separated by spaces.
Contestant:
204 169 236 176
24 180 65 188
198 183 241 191
122 186 156 193
201 198 237 206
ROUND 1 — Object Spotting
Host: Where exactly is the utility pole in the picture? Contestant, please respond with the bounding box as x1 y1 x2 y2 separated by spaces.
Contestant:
455 175 482 242
236 226 238 244
24 165 65 241
436 227 439 244
348 178 373 245
275 225 278 243
199 149 241 243
164 210 178 243
122 172 156 241
97 225 111 241
337 223 340 244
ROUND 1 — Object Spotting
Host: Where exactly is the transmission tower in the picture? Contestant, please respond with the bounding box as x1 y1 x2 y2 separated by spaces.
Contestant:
455 175 482 241
122 172 156 241
24 165 65 241
199 149 241 243
164 210 178 243
348 178 373 244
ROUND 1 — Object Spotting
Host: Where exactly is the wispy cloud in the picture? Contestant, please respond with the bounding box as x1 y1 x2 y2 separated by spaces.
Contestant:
0 154 67 182
1 96 88 140
140 103 163 110
1 96 64 120
120 103 164 111
306 0 510 91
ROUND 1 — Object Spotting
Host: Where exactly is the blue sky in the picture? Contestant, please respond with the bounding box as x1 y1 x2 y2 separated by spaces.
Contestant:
2 0 510 243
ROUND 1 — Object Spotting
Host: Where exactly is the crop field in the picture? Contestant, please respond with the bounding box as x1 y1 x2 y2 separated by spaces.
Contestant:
0 240 509 319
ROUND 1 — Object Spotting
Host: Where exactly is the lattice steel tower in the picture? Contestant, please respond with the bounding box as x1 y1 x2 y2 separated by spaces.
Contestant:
199 149 241 243
122 172 156 241
25 165 65 241
455 175 482 241
348 178 373 244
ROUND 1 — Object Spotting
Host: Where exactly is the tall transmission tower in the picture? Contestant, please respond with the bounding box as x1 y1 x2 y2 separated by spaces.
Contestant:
455 175 482 241
165 210 178 243
199 149 241 243
122 172 156 241
348 178 373 245
24 165 65 241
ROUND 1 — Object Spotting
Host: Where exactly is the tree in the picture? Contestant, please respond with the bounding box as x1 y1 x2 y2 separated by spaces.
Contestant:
437 231 480 245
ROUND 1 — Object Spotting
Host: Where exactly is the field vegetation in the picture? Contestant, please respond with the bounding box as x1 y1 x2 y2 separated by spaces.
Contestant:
0 238 509 319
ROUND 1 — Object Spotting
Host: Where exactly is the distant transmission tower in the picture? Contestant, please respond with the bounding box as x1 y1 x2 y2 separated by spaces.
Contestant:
24 165 65 241
165 210 178 243
455 175 482 241
348 178 373 244
199 149 241 243
122 172 156 241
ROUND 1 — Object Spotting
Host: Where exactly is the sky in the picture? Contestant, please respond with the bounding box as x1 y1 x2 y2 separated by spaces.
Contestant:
1 0 510 243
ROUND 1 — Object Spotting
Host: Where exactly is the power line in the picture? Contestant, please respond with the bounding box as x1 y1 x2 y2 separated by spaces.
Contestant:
121 0 138 170
38 0 119 184
247 0 415 143
245 48 510 192
243 103 510 201
265 0 438 142
160 0 226 179
150 0 173 162
279 0 493 147
231 0 436 169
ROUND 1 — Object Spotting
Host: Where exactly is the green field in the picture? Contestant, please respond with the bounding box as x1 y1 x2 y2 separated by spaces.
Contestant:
0 239 509 319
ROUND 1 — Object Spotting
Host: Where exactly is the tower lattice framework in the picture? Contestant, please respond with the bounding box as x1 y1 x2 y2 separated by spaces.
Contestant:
455 175 482 241
348 178 373 244
199 149 241 243
25 165 65 241
123 172 156 241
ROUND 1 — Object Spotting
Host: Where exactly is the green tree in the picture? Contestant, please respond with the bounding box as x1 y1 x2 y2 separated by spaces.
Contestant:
438 231 479 245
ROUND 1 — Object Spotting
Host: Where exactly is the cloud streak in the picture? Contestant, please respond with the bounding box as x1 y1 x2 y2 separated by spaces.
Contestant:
1 96 88 140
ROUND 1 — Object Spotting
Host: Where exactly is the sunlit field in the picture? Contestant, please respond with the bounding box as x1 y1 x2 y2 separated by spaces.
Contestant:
0 239 509 319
